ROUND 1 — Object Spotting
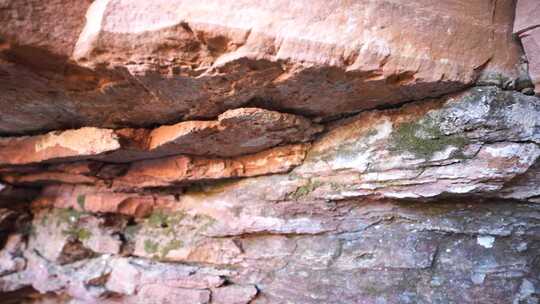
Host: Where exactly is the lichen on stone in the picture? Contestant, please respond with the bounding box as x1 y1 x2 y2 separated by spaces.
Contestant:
51 208 93 242
76 194 86 210
62 227 92 241
144 239 159 254
135 209 218 260
289 179 323 200
160 239 183 258
390 117 468 159
146 210 187 235
57 208 86 226
124 225 141 240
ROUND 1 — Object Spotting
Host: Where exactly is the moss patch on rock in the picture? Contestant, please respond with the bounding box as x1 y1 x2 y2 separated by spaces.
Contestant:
160 239 183 258
144 239 159 254
136 210 217 260
289 179 323 200
57 208 86 226
62 227 92 241
76 194 86 210
390 118 468 159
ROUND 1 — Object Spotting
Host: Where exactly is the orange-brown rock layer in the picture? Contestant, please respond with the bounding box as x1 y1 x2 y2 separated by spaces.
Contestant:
0 108 320 165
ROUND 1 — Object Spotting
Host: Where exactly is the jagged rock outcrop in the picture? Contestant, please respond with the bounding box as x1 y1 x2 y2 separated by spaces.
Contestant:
0 108 320 165
0 1 539 303
0 0 522 135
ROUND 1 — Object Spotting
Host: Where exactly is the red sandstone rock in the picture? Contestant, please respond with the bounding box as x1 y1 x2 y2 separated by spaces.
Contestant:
0 0 521 134
9 143 308 192
33 185 156 218
0 108 319 165
112 144 309 189
520 28 540 94
0 128 121 165
148 108 322 157
514 0 540 94
0 2 539 304
514 0 540 35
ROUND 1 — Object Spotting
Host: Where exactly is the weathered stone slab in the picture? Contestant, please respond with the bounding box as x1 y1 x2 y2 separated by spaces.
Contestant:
0 0 521 134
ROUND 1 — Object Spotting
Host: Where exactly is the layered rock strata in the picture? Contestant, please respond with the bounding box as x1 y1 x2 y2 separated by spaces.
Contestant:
0 1 539 303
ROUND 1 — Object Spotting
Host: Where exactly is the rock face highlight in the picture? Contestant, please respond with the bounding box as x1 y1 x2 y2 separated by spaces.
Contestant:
0 1 539 304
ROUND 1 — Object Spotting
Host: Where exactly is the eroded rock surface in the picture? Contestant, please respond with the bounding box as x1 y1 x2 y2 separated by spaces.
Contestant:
148 108 321 157
0 0 522 135
0 199 538 304
0 1 539 303
295 87 540 200
0 108 320 165
0 128 121 166
0 84 537 302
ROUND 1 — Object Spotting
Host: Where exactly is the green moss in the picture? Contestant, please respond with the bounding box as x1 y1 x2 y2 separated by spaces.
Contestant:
330 182 345 191
144 239 159 254
57 208 85 226
147 211 169 228
160 239 182 258
40 214 49 226
145 210 187 237
147 210 186 229
290 179 323 200
124 225 141 239
76 194 86 210
390 119 468 159
55 208 92 241
62 227 92 241
77 228 92 241
139 211 218 258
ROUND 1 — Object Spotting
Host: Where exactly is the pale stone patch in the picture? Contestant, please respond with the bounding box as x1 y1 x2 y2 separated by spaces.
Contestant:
477 235 495 248
34 127 120 155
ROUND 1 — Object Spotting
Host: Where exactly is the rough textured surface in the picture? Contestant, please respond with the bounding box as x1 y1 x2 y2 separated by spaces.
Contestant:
148 108 321 157
295 87 540 200
0 108 319 165
112 144 309 189
0 199 538 304
0 1 539 303
0 144 309 190
0 0 521 135
514 0 540 35
0 128 121 166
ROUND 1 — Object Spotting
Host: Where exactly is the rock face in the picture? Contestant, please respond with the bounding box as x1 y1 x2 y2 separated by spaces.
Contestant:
514 0 540 95
0 0 522 135
0 1 539 304
0 128 121 165
0 108 320 165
